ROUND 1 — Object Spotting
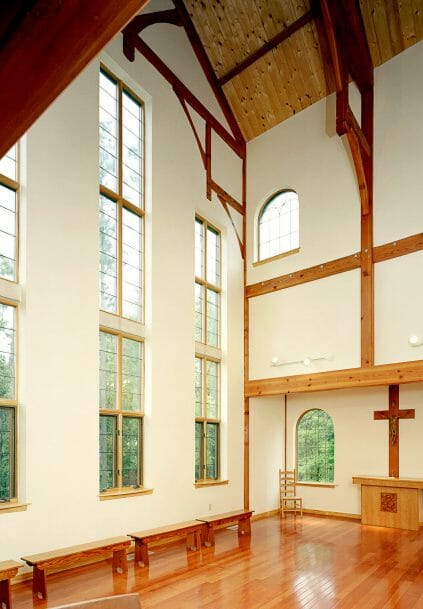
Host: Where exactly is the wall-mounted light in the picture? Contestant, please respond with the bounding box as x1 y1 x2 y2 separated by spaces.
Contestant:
409 335 423 347
270 355 333 367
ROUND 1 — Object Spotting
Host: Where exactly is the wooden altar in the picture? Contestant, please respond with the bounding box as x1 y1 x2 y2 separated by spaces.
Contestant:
353 476 423 531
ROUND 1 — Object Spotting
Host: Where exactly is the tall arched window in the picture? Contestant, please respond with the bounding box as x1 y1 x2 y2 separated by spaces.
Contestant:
296 409 334 483
258 189 299 261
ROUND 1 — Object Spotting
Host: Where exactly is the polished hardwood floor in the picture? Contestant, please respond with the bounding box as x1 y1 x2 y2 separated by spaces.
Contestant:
12 515 423 609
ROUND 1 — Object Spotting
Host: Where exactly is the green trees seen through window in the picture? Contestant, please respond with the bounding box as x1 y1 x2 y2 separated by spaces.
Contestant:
297 409 334 483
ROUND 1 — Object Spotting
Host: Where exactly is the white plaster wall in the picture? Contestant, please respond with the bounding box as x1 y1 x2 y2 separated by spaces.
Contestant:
249 270 360 379
375 252 423 364
0 9 244 561
374 41 423 245
249 397 284 515
246 92 361 285
284 385 423 516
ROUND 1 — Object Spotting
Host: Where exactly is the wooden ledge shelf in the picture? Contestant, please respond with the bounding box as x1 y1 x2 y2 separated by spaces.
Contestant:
297 482 337 488
194 480 229 488
99 488 153 501
0 502 30 514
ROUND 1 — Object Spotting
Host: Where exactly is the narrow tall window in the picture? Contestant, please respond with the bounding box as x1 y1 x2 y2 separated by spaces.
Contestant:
195 356 219 481
99 68 144 322
296 409 334 483
0 301 17 502
194 216 221 482
99 329 144 492
0 145 19 282
195 217 220 347
258 190 299 262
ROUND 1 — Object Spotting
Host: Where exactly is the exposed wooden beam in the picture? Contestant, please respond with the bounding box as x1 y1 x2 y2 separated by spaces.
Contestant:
219 10 315 87
210 181 244 216
245 360 423 397
0 0 149 158
172 0 244 146
246 252 361 299
373 233 423 263
123 26 245 158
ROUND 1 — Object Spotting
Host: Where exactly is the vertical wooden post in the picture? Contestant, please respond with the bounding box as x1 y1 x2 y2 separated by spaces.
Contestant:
361 88 374 367
242 155 250 511
205 123 212 200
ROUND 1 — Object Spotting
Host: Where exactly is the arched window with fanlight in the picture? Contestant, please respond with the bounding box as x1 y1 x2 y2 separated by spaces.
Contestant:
296 409 334 483
258 189 299 262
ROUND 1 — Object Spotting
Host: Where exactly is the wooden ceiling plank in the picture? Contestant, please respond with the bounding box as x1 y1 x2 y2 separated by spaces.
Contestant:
0 0 149 158
372 0 396 63
411 0 423 38
387 0 408 54
397 0 418 48
359 0 383 66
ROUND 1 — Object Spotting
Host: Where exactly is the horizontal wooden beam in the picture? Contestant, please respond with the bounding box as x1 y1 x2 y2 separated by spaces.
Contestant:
246 231 423 299
210 181 244 216
246 252 361 298
373 233 423 263
245 360 423 397
0 0 148 158
218 10 315 87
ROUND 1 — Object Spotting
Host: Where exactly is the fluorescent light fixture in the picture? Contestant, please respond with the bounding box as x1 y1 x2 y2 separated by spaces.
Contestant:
409 335 423 347
270 355 333 367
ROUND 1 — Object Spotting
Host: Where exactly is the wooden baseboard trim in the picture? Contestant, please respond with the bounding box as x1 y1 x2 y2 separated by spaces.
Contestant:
251 509 280 521
303 508 361 521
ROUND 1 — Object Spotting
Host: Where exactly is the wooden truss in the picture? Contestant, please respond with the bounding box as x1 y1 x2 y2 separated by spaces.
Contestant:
122 3 246 257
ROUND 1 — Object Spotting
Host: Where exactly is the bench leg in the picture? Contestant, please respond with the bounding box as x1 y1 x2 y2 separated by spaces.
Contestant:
112 548 128 574
238 518 251 536
201 525 215 547
134 541 149 567
0 579 12 609
33 567 47 600
186 531 200 551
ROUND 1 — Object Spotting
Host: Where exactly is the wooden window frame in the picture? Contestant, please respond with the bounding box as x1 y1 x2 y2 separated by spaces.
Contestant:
0 298 18 507
195 215 221 348
99 327 144 495
99 65 145 323
257 189 300 264
0 144 20 284
296 408 335 484
195 354 220 482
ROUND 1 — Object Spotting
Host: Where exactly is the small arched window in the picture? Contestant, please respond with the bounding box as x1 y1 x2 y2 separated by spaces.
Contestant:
258 189 299 261
296 409 334 483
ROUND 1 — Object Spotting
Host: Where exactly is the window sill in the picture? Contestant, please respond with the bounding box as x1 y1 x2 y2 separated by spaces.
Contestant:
0 501 30 514
99 488 153 501
195 480 229 488
253 247 300 267
297 482 337 488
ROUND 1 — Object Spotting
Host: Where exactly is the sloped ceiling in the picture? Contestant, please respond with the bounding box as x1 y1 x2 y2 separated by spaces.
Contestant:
183 0 423 140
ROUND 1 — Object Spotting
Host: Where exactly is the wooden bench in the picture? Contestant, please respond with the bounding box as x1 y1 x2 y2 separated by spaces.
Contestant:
197 509 253 546
0 561 22 609
21 537 131 599
129 521 203 567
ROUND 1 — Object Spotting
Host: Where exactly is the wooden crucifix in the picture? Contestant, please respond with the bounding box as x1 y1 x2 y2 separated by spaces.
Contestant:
374 385 415 477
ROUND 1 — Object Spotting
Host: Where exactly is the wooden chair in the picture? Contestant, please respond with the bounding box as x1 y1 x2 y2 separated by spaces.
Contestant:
279 469 303 517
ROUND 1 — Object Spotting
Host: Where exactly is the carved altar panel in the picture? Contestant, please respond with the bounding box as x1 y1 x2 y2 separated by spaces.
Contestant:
357 483 419 530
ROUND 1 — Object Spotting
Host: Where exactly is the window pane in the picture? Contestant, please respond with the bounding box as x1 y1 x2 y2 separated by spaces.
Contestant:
195 357 202 417
99 71 118 192
122 208 143 321
195 421 203 481
99 331 117 409
297 409 334 483
0 185 17 281
99 195 118 313
206 288 219 347
0 407 15 500
122 337 142 411
195 218 204 279
206 423 219 479
0 304 15 400
99 415 116 490
206 227 220 286
122 91 143 207
259 190 299 260
122 417 141 487
0 146 17 182
195 282 203 342
206 360 218 418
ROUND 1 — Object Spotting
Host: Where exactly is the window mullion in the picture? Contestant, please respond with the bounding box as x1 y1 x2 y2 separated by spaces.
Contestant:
117 335 123 488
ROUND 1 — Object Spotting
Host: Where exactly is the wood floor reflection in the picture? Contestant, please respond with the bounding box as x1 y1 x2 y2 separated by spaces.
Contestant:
11 515 423 609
